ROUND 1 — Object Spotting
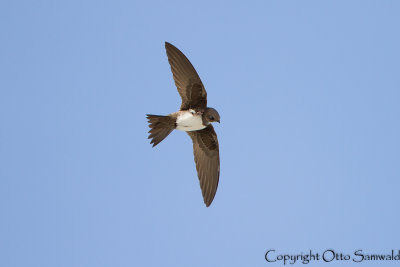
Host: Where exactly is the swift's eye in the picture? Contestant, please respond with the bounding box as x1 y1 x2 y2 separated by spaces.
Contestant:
209 116 215 121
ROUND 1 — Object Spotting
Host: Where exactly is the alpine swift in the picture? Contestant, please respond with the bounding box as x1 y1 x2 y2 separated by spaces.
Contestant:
146 42 220 207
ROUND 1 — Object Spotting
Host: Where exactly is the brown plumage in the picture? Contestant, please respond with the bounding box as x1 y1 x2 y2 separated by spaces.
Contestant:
187 125 219 207
165 42 207 111
146 114 176 147
146 42 221 207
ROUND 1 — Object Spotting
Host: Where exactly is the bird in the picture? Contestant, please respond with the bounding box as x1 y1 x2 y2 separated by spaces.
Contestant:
146 42 221 207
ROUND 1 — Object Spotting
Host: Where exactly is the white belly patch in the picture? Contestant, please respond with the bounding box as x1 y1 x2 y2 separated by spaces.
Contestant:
176 111 206 131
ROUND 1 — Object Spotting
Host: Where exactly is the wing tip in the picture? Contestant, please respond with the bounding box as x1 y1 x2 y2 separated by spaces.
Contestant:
165 41 174 49
204 195 215 207
165 42 182 54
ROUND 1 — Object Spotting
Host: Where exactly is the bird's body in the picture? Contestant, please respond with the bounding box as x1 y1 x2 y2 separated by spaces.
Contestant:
146 42 221 207
175 109 206 131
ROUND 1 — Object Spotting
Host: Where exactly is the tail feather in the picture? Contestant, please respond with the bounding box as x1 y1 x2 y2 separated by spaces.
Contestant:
146 114 175 147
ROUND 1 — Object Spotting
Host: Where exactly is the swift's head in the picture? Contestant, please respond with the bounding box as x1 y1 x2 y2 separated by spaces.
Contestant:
204 108 220 123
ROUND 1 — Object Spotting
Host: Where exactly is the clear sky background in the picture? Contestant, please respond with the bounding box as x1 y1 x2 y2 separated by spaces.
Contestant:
1 1 400 267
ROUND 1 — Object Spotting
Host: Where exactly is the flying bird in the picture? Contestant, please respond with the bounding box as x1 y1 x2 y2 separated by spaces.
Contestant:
146 42 220 207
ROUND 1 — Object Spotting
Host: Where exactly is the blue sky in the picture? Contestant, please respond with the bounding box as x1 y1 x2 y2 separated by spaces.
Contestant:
1 1 400 266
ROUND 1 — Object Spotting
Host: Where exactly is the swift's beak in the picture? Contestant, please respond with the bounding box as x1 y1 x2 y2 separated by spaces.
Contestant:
217 120 220 123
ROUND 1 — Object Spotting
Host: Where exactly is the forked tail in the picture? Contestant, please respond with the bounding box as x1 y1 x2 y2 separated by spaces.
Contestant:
146 114 175 147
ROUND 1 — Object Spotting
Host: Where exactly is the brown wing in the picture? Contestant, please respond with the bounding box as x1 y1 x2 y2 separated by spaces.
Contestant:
165 42 207 111
187 125 220 207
